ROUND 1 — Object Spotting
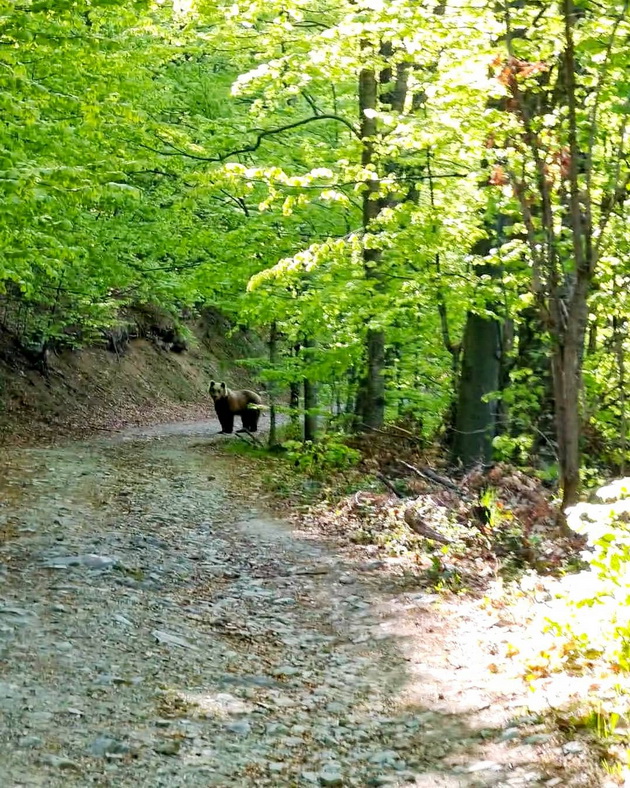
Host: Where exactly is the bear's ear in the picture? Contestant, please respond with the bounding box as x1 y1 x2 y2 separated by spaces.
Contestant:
220 381 227 393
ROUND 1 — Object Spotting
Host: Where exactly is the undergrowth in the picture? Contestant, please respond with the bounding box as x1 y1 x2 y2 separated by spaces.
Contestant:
220 435 630 780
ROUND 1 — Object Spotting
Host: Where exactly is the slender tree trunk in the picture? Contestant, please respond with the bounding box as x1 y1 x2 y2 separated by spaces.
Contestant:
515 307 555 461
289 381 300 425
355 50 411 430
552 339 581 513
552 279 589 517
355 60 386 430
268 322 278 448
303 338 319 442
290 344 301 428
613 314 627 474
359 330 386 429
587 322 597 355
346 367 357 424
494 317 514 438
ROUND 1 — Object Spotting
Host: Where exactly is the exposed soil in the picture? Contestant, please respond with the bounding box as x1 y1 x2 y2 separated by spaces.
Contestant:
0 419 607 787
0 311 265 445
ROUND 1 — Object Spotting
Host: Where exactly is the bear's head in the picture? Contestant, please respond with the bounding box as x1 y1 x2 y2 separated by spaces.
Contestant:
209 380 228 401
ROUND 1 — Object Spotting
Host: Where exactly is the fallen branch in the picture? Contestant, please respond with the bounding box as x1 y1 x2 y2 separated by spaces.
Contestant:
403 507 453 545
399 460 464 495
234 431 263 447
360 423 423 445
376 472 405 499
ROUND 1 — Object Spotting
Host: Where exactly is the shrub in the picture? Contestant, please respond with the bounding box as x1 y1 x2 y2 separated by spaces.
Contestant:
543 478 630 672
283 435 361 478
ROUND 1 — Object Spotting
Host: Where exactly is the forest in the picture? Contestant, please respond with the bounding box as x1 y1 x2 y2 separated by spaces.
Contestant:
2 0 629 507
2 0 630 782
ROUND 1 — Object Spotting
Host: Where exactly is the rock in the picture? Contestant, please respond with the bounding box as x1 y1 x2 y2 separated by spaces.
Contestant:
272 666 301 677
338 574 355 585
281 736 304 747
369 750 398 765
301 771 319 784
357 560 386 572
466 760 502 773
152 629 199 650
89 736 130 757
225 720 251 736
43 554 116 569
0 606 31 618
0 682 19 698
501 727 521 741
510 715 541 727
18 735 43 749
268 762 285 773
154 740 181 756
519 771 545 783
318 766 344 786
562 740 583 754
27 711 54 728
524 733 553 745
40 754 82 771
272 694 297 708
94 673 127 686
266 723 289 736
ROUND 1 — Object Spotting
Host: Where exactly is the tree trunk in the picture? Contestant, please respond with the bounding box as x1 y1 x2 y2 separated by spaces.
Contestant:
551 340 581 515
303 338 319 442
452 294 502 467
267 322 278 448
553 286 590 516
514 307 555 461
495 317 514 438
355 50 411 431
290 344 301 428
613 314 627 475
452 218 504 468
354 58 386 430
289 381 300 426
358 329 386 429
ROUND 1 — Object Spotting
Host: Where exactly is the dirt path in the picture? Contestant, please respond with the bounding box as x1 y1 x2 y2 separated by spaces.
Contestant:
0 421 588 787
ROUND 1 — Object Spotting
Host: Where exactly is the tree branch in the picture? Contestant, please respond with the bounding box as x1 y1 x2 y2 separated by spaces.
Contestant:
141 115 360 164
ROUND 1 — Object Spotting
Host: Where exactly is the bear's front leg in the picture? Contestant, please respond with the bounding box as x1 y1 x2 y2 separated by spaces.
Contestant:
218 412 234 434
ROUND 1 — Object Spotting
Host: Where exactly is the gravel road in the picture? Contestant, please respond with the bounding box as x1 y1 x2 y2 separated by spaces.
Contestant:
0 420 582 787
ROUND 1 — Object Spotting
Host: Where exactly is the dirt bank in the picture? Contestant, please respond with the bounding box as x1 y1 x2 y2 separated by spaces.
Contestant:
0 311 265 445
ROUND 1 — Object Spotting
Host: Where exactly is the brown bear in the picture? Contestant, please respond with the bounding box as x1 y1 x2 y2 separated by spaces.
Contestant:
209 381 262 434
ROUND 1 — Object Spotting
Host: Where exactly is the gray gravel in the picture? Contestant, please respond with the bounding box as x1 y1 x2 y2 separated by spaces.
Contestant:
0 422 575 787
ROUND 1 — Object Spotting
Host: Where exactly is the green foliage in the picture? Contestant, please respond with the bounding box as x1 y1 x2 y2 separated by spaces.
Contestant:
283 435 361 478
0 0 629 484
425 549 467 594
543 480 630 672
